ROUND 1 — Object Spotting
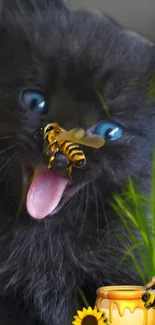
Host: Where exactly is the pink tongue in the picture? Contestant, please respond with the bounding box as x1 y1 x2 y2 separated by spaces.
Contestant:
26 169 68 219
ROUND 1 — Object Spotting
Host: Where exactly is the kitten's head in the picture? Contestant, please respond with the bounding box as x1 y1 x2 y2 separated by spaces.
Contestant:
0 0 154 224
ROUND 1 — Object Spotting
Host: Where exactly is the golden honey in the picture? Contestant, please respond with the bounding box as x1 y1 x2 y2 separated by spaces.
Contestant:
95 285 155 325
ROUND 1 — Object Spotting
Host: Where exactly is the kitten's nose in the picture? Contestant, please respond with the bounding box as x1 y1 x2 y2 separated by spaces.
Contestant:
55 154 68 170
50 154 69 177
43 153 69 177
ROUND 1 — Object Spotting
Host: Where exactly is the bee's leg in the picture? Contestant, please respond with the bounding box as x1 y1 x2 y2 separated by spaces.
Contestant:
47 145 58 170
48 154 56 170
67 163 72 179
45 140 57 155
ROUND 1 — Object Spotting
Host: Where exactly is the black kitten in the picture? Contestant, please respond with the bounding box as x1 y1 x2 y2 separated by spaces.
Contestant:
0 0 155 324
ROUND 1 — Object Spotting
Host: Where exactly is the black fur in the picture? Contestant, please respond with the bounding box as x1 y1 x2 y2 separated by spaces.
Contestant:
0 0 155 324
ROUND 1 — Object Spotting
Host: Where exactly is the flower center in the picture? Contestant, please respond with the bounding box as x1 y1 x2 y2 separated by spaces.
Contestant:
81 315 98 325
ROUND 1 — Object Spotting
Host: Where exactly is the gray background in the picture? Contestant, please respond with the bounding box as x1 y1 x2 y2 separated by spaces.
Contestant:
70 0 155 42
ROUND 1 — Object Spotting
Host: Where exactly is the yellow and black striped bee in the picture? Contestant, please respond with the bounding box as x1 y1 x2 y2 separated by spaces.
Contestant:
43 123 86 179
142 290 155 309
36 122 105 179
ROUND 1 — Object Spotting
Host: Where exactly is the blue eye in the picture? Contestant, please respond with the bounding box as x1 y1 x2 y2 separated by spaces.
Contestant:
95 121 123 140
22 90 47 113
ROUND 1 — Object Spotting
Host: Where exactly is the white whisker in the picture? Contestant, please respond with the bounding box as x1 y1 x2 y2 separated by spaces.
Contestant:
0 144 15 156
0 152 17 182
92 179 99 238
0 136 12 140
0 155 14 173
98 187 110 233
73 177 86 227
78 183 89 238
6 155 19 189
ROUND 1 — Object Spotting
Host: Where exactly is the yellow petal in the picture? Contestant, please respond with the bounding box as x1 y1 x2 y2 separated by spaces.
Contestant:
98 321 104 325
81 308 88 317
73 316 81 321
94 311 103 319
77 310 84 319
73 306 109 325
72 321 81 325
87 306 93 314
92 311 98 318
88 306 93 311
92 308 99 316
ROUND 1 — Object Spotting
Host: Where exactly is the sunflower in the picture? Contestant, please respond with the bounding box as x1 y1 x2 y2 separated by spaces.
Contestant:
72 306 109 325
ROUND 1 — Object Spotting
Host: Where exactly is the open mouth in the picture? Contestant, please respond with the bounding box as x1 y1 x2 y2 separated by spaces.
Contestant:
24 167 70 220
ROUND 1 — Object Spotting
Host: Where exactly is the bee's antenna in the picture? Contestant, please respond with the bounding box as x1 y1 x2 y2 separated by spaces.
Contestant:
143 276 155 290
34 128 43 138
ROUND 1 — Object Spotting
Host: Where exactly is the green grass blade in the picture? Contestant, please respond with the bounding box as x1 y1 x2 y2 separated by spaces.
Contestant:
128 81 148 91
148 71 155 100
150 149 155 269
111 179 154 281
116 241 146 283
95 88 111 118
78 288 89 308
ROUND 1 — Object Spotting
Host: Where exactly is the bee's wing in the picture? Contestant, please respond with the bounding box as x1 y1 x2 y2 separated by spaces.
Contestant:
76 135 105 148
57 128 105 149
71 128 86 139
56 128 85 141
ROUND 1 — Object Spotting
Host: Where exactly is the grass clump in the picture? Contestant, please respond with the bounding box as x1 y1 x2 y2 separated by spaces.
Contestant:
130 70 155 104
111 151 155 284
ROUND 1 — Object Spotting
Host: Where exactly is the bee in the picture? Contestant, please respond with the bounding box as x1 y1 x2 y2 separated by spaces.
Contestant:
38 122 105 179
142 290 155 309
